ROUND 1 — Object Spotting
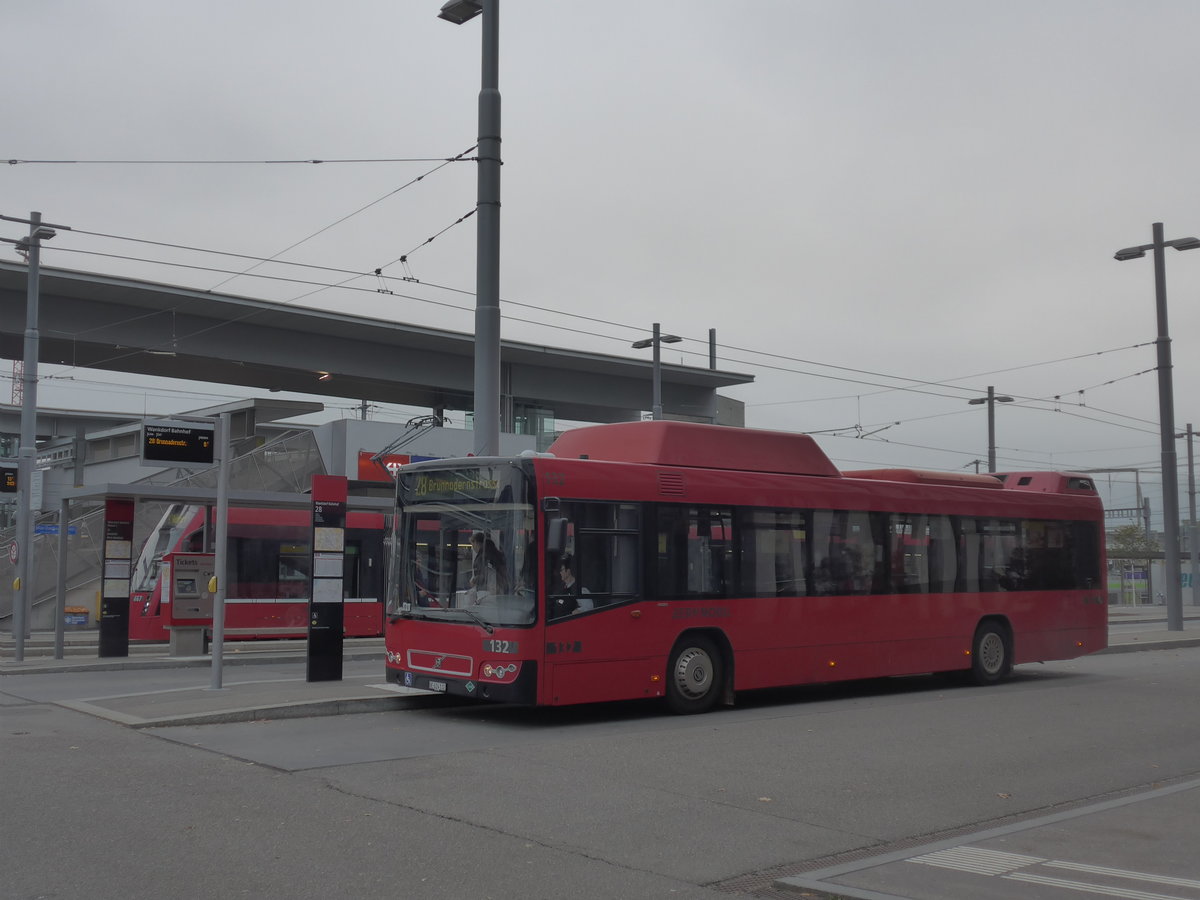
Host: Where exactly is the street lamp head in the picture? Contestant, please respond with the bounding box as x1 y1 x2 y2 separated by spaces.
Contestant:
437 0 483 24
14 227 55 254
631 333 682 349
1115 237 1200 261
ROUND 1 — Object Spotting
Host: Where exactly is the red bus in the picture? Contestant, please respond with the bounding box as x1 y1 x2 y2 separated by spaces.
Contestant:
383 421 1106 713
129 503 386 641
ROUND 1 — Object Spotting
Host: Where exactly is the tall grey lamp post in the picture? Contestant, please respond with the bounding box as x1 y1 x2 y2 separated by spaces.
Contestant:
439 0 501 457
1115 223 1200 632
6 211 58 662
632 323 682 420
967 386 1013 473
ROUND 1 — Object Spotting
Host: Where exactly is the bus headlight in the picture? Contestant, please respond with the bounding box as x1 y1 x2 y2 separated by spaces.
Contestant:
481 661 520 682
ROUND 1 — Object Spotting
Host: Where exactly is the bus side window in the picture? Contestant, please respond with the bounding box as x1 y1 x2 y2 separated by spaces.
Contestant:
656 505 733 599
927 515 956 592
737 508 808 598
549 502 641 613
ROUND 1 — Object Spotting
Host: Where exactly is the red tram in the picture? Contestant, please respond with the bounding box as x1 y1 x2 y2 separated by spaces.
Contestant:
128 504 385 641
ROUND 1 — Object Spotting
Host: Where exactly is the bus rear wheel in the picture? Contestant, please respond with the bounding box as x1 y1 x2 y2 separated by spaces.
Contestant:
666 635 723 715
970 621 1012 685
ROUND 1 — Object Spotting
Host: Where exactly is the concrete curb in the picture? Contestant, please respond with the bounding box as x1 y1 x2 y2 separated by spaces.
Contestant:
1098 638 1200 654
57 691 453 729
0 648 382 676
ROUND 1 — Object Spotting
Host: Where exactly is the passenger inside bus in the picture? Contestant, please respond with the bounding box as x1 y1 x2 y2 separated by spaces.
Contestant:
550 554 592 617
469 532 510 600
414 542 442 607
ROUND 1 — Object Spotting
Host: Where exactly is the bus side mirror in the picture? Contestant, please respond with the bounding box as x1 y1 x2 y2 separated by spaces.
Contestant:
547 517 568 554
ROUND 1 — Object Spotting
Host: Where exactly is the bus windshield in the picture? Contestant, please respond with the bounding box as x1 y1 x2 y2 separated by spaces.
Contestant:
389 463 536 628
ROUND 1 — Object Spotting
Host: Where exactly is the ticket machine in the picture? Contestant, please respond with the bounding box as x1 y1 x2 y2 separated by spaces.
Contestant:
165 551 215 655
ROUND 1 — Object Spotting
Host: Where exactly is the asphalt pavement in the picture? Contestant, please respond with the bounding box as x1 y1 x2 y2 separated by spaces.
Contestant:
1 604 1198 730
4 606 1200 900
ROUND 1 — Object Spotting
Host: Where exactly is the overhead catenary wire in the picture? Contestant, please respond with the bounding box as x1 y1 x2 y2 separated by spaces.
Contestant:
1 209 1176 462
205 146 475 293
6 209 1157 409
21 237 1173 440
5 156 471 165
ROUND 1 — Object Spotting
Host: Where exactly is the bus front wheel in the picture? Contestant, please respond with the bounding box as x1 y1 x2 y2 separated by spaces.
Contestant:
666 635 723 715
970 621 1012 685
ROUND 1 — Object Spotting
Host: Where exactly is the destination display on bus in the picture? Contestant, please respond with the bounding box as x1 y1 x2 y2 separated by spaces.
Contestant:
404 469 502 502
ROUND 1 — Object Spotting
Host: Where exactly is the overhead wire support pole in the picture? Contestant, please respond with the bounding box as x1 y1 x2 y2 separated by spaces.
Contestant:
967 386 1013 474
1114 222 1200 631
439 0 502 457
9 211 63 661
1184 424 1199 607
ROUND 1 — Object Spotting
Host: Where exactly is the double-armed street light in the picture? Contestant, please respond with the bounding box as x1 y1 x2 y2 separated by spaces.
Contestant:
632 324 682 420
438 0 501 456
1114 223 1200 632
967 386 1013 474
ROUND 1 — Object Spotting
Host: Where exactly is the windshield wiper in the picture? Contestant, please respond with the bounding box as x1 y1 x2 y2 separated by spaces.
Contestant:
457 605 494 634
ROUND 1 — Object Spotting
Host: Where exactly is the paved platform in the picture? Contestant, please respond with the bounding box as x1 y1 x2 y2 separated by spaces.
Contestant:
777 776 1200 899
2 606 1198 730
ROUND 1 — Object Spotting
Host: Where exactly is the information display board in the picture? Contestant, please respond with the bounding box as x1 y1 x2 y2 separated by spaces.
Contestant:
141 419 216 467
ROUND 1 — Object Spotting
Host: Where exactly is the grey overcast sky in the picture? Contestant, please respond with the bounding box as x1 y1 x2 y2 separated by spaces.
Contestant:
4 0 1200 518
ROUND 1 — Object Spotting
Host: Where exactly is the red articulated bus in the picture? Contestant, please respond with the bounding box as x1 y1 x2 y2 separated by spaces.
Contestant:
383 421 1106 713
129 503 386 641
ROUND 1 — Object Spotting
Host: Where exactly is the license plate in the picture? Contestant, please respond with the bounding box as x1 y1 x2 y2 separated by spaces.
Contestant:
428 680 447 692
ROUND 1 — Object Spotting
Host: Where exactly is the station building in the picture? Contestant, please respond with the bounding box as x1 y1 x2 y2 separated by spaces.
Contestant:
0 262 754 630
